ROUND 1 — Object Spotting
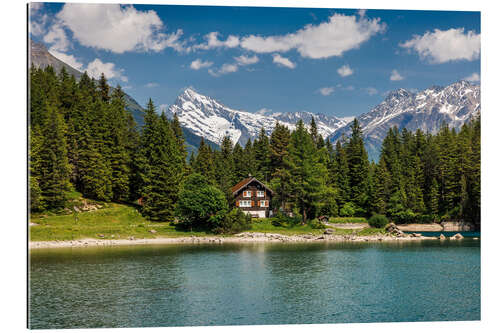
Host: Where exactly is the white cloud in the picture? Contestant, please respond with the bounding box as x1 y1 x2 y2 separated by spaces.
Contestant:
366 87 378 95
145 82 159 88
86 58 128 82
345 85 355 91
400 28 480 64
358 9 367 18
44 23 70 52
190 59 213 70
390 69 404 81
240 14 385 59
208 63 239 77
318 87 335 96
234 55 259 66
272 54 296 69
464 72 480 82
337 64 353 77
194 32 240 50
54 3 185 53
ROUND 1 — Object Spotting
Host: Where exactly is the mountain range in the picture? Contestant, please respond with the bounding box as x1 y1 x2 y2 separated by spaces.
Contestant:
29 39 480 159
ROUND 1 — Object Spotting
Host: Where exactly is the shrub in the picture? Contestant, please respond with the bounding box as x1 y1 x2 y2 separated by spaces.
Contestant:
368 214 388 228
212 208 252 234
175 173 228 229
308 218 326 229
340 202 356 217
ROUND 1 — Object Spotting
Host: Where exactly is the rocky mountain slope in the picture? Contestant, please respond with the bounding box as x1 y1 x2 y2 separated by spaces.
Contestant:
164 88 349 146
328 80 480 159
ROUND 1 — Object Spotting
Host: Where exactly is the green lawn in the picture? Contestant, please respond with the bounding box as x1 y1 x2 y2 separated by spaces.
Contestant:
30 203 211 241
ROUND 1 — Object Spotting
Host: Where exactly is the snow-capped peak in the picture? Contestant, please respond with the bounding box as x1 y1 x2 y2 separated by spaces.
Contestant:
165 89 347 145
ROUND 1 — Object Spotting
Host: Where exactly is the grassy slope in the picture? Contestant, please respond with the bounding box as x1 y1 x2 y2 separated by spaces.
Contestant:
30 198 381 242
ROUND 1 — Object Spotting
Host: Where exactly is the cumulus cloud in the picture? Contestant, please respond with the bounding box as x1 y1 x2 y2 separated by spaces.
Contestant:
390 69 404 81
190 59 213 70
53 3 185 53
208 63 239 77
240 14 385 59
194 32 240 50
234 55 259 66
318 87 335 96
464 72 480 82
400 28 480 64
145 82 159 88
86 58 128 82
44 23 70 53
337 64 353 77
366 87 378 95
272 54 296 69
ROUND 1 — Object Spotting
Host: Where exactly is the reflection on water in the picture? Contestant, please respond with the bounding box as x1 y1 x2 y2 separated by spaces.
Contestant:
29 239 480 329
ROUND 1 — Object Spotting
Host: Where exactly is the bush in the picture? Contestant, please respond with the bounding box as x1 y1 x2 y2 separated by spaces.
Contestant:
368 214 388 228
339 202 356 217
308 218 326 229
175 173 228 229
212 208 252 234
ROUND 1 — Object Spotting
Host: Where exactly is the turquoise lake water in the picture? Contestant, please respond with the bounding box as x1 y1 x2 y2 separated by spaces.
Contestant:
29 238 480 329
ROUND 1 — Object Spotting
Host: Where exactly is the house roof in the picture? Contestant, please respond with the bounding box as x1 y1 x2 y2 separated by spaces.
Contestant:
231 177 274 196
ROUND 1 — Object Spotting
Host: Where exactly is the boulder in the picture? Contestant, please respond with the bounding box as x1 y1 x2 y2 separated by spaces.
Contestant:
413 233 422 237
149 229 157 234
439 234 446 240
451 233 464 240
324 228 335 235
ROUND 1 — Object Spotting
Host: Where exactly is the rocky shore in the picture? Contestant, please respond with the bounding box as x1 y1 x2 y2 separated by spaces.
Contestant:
29 224 468 249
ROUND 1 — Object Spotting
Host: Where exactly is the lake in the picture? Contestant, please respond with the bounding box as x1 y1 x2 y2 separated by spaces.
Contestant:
29 238 480 329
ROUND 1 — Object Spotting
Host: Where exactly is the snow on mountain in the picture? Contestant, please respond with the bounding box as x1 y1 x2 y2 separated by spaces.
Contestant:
164 88 348 146
329 80 480 159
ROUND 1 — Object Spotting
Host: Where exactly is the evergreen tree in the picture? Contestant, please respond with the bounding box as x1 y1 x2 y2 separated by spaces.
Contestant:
37 104 71 209
284 120 328 224
345 119 370 214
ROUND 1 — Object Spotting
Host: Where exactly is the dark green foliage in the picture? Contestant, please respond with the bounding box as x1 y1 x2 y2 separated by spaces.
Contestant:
368 214 388 228
212 208 252 234
175 173 229 229
283 120 329 224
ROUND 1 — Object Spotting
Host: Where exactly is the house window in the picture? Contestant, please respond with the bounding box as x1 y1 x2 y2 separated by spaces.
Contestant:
243 191 252 198
259 200 268 208
257 190 265 198
239 200 252 207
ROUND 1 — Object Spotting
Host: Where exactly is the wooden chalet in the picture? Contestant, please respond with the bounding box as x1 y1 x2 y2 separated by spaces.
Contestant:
231 176 273 218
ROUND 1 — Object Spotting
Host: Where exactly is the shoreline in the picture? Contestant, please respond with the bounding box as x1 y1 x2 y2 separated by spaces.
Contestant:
29 232 449 249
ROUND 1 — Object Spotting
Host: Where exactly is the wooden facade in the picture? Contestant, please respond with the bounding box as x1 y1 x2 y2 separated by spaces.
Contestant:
231 177 273 218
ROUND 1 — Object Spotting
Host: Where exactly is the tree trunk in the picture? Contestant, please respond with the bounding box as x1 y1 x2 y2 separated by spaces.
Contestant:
302 208 306 225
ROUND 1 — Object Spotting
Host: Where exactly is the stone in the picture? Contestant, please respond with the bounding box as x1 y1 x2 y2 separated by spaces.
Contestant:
97 234 104 238
439 234 446 240
451 233 464 240
149 229 157 234
324 228 335 235
413 233 422 237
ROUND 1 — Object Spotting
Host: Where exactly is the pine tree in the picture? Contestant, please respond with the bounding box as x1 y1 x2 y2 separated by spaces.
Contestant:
345 119 370 214
193 137 216 183
38 104 71 209
254 127 271 182
334 138 350 210
284 120 328 224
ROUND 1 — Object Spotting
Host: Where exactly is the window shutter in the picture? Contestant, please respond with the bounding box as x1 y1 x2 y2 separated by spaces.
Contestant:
236 201 239 207
251 201 254 207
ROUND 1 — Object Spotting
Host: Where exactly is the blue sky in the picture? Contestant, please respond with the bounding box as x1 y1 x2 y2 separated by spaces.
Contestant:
29 3 480 118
